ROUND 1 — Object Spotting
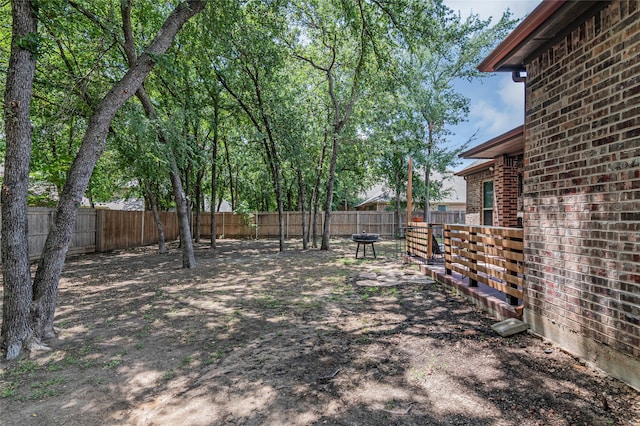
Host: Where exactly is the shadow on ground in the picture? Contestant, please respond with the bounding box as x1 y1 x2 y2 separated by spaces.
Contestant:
1 239 638 425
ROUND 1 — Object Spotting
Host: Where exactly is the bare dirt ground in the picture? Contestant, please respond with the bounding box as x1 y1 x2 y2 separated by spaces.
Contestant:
1 239 639 426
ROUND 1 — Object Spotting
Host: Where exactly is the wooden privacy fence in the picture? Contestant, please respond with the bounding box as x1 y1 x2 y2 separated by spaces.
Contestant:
96 210 180 252
27 207 97 259
201 211 405 239
11 208 464 262
201 210 465 239
406 223 525 307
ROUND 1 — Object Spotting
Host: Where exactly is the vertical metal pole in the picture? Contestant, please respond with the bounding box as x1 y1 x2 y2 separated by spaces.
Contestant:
407 158 413 256
407 158 413 225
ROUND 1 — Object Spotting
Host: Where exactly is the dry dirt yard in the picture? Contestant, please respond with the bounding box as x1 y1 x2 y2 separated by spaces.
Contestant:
1 239 639 426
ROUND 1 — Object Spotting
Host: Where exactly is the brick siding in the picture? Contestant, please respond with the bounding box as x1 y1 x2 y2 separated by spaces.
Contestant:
524 0 640 361
494 154 523 227
464 157 523 227
464 168 493 225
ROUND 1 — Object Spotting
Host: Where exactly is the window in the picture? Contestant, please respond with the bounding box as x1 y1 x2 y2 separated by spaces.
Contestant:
437 205 448 212
483 180 494 226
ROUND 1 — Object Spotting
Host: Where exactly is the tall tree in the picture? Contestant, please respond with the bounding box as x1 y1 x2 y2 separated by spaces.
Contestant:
1 0 39 360
121 0 196 267
403 2 515 221
1 0 207 360
211 0 293 252
289 0 372 250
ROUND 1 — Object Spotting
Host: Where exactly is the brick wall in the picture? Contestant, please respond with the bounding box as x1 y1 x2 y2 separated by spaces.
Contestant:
494 154 523 227
523 0 640 387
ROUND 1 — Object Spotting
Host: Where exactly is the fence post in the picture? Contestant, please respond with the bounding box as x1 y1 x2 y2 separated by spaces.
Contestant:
444 225 452 275
507 235 521 305
95 209 104 252
469 227 478 287
392 212 395 240
507 257 519 305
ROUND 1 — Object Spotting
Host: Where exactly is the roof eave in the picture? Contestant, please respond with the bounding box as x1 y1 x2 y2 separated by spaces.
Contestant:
456 160 495 177
478 0 567 72
459 126 524 159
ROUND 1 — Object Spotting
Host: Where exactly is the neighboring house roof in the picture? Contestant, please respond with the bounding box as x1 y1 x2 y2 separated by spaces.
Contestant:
356 171 466 207
459 126 524 159
455 159 494 177
478 0 609 72
356 184 393 207
93 198 144 211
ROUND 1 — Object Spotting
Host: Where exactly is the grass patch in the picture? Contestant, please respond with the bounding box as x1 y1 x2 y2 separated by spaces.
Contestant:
103 352 126 369
179 356 193 368
15 360 37 376
1 381 18 398
30 377 65 400
163 370 175 381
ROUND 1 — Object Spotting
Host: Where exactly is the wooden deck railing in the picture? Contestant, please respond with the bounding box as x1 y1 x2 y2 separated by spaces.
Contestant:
406 222 443 260
406 223 525 307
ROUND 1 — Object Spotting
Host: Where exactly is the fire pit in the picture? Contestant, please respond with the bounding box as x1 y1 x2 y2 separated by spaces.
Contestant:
351 232 381 259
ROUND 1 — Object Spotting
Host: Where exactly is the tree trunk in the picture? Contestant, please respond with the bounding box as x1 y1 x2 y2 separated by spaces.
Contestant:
296 166 308 250
223 140 236 210
423 124 434 222
394 168 402 238
423 164 431 223
194 169 204 242
216 69 285 251
145 180 166 254
309 130 328 248
170 164 197 267
135 88 196 267
321 133 339 250
28 0 206 344
122 0 200 267
1 0 37 360
210 132 218 249
182 165 192 245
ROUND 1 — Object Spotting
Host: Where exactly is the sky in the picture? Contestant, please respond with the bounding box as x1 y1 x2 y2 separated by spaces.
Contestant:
442 0 540 171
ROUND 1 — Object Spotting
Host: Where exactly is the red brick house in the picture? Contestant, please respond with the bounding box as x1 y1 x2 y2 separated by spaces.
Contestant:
476 0 640 390
457 126 524 228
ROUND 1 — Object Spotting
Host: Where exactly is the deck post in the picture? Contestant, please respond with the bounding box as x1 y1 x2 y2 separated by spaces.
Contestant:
469 228 478 287
444 225 452 275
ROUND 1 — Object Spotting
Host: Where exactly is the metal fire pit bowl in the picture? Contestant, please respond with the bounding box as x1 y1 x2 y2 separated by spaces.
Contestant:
351 232 380 258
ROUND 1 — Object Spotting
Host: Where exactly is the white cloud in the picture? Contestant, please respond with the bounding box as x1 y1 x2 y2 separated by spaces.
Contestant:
444 0 537 156
499 76 525 113
470 76 524 135
470 100 511 134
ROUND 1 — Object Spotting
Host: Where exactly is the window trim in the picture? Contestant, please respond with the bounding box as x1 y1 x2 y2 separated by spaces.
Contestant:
482 180 494 226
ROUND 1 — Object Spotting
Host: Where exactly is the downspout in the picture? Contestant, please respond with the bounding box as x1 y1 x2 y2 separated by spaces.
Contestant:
512 70 527 83
512 69 526 230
